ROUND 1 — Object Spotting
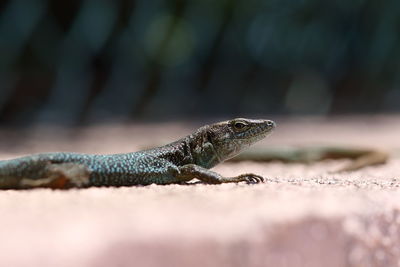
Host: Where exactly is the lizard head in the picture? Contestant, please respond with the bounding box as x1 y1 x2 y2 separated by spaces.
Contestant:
206 118 275 162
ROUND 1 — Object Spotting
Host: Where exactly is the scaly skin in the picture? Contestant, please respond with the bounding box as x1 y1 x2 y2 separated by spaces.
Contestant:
0 118 275 189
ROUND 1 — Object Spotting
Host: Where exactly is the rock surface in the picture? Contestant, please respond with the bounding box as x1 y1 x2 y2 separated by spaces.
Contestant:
0 115 399 267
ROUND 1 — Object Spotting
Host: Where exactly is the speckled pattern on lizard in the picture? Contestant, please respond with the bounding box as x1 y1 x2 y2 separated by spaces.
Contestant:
0 118 275 189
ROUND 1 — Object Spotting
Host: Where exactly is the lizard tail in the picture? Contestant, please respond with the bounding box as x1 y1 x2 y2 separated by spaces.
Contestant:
334 150 389 173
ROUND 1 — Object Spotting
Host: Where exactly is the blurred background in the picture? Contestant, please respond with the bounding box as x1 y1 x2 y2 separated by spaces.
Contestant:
0 0 399 127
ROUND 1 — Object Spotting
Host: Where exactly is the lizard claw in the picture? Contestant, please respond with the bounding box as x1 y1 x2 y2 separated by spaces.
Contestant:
239 173 265 184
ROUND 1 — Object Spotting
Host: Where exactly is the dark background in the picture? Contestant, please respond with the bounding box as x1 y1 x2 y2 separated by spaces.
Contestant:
0 0 399 126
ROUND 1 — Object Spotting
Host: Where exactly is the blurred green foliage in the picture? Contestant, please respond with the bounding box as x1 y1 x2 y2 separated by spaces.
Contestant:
0 0 399 125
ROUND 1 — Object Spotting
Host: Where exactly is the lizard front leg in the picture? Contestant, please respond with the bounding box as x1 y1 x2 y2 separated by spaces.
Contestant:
175 164 264 184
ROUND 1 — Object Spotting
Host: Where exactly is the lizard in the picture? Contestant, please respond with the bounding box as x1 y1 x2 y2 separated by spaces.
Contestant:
0 118 275 189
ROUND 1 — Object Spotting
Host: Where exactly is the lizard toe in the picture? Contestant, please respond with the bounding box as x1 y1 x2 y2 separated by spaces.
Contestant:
242 174 264 184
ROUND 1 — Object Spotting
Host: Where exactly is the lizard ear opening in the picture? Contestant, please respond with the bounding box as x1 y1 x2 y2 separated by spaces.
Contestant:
205 129 215 144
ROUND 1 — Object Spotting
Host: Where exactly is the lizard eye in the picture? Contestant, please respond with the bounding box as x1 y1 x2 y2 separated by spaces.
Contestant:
232 121 249 131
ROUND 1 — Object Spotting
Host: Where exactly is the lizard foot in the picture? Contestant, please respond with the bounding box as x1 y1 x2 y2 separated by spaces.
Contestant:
236 173 265 184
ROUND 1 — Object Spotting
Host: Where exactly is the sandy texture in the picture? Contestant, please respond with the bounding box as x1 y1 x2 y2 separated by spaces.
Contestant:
0 115 400 267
